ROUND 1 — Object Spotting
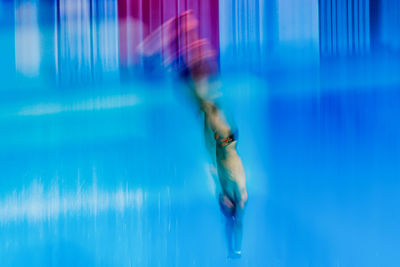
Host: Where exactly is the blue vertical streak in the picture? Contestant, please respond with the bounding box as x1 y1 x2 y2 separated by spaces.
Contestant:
344 0 349 55
337 0 343 55
332 0 337 54
326 0 332 54
364 0 370 51
232 0 236 59
319 0 325 55
359 0 364 53
354 0 359 53
89 0 94 75
55 0 60 77
239 0 243 69
397 1 400 47
255 0 260 70
348 0 353 54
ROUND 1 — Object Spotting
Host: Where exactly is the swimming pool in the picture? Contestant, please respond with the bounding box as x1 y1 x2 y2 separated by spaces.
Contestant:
1 0 400 266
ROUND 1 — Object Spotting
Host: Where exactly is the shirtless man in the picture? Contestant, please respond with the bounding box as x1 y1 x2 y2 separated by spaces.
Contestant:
139 11 248 256
193 77 248 256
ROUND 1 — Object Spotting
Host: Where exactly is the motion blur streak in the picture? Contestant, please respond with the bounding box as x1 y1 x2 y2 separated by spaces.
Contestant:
0 177 145 224
15 0 40 76
319 0 370 56
18 94 139 116
117 0 219 69
1 0 400 267
56 0 119 81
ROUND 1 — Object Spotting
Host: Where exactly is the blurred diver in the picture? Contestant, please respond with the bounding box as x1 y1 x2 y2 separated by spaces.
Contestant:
139 10 247 256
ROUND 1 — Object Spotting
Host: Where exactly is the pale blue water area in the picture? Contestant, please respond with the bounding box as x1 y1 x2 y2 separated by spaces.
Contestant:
1 70 400 266
1 0 400 265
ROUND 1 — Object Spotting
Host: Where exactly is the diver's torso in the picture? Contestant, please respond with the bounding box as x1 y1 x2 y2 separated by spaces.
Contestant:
216 142 246 199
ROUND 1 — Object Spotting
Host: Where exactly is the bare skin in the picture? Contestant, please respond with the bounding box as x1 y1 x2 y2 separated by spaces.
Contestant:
139 10 248 255
192 78 248 255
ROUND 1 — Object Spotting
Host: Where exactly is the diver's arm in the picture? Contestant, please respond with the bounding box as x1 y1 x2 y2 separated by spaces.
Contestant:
191 79 232 139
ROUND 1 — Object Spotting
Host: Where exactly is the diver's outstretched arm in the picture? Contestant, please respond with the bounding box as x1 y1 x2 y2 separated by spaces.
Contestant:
233 187 247 255
191 78 232 139
233 204 244 254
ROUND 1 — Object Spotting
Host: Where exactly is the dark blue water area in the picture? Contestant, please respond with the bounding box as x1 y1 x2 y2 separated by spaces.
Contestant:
265 86 400 267
0 74 400 266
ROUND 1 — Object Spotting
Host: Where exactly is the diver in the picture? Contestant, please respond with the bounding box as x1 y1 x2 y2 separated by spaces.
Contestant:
192 76 248 256
139 10 248 256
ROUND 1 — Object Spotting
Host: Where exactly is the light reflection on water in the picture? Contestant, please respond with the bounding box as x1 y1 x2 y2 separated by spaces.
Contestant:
0 177 145 224
18 94 140 116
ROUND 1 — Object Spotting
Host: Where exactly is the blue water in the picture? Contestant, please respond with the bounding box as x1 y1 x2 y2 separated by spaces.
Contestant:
1 69 400 266
2 0 400 264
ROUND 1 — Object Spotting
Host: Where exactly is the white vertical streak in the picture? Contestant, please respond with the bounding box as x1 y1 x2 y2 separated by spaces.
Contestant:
14 0 41 76
55 0 59 76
